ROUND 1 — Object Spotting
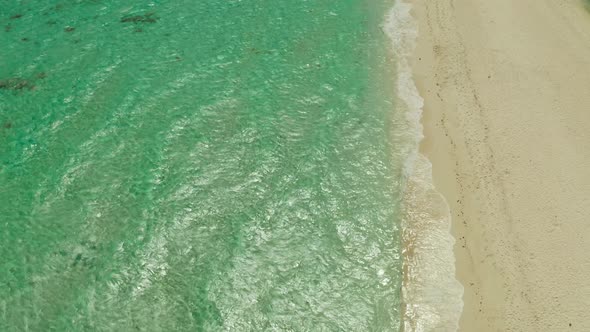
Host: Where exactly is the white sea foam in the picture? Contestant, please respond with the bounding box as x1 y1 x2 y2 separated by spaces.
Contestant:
384 2 464 331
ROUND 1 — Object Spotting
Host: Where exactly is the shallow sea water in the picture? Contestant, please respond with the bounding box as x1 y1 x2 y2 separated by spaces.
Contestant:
0 1 414 331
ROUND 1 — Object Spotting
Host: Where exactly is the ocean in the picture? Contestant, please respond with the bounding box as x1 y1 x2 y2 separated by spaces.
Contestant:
1 1 460 331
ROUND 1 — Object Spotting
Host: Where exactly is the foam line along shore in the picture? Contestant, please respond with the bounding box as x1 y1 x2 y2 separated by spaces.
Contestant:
385 2 463 331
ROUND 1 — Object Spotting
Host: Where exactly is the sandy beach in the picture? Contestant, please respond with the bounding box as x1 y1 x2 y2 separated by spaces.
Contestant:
411 0 590 331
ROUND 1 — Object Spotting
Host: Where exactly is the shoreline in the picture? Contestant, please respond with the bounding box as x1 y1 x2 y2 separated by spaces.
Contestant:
386 3 463 331
411 0 590 330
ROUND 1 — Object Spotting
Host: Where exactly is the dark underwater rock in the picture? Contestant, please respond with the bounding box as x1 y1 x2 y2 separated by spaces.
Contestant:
0 78 34 91
120 12 158 24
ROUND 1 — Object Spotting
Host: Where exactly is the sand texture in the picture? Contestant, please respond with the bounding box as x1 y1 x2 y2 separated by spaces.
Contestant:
411 0 590 330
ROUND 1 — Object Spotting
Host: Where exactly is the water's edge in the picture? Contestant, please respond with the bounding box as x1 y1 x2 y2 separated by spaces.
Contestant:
384 2 464 331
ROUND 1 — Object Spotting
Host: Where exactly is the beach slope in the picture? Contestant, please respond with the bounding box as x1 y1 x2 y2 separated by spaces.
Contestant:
412 0 590 330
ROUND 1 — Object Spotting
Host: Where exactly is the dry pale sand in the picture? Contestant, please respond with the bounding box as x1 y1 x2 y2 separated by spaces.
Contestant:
411 0 590 331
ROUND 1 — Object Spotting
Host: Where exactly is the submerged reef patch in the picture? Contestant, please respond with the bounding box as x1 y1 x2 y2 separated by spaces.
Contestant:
0 78 34 91
120 13 158 24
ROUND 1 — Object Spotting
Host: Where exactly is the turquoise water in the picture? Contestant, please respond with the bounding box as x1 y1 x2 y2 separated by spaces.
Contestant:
1 1 407 330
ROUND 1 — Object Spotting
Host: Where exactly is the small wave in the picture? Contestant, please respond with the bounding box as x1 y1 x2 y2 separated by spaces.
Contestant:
384 2 464 331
